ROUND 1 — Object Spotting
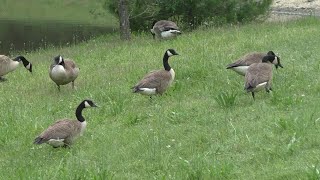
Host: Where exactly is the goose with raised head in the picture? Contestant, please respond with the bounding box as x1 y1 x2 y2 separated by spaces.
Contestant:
0 55 32 81
49 55 79 91
34 100 98 148
245 54 283 99
151 20 181 40
132 49 179 96
227 51 283 76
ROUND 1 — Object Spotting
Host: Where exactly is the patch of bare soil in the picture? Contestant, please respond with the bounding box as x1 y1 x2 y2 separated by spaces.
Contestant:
268 0 320 22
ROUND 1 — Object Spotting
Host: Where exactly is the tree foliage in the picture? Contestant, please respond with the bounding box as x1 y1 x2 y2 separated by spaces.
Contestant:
106 0 272 31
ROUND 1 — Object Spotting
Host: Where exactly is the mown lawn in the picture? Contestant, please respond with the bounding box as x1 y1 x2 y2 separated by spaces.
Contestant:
0 17 320 179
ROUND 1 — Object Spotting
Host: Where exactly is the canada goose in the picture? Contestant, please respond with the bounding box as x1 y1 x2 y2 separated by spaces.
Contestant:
0 55 32 81
34 99 97 148
226 51 283 76
49 55 79 91
244 54 282 99
132 49 179 96
150 20 181 40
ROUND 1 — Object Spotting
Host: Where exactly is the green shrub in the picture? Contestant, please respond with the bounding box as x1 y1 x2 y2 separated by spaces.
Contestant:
105 0 272 31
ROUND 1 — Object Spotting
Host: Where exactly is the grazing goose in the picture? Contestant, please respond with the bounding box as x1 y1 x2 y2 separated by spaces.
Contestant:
132 49 179 96
49 55 79 91
226 51 283 76
0 55 32 81
34 100 97 148
150 20 181 40
244 54 282 99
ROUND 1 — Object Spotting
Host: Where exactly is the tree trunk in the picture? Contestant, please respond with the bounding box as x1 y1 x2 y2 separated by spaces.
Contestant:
118 0 131 40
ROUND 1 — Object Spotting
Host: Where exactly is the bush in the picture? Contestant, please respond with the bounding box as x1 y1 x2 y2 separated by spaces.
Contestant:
105 0 272 31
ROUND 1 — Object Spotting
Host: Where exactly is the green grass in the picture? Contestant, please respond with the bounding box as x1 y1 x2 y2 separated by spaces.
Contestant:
1 17 320 179
0 0 117 26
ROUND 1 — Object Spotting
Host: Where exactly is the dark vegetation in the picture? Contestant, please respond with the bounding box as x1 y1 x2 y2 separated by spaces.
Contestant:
106 0 273 31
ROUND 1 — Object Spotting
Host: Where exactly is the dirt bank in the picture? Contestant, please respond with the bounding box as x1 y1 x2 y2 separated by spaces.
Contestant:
268 0 320 21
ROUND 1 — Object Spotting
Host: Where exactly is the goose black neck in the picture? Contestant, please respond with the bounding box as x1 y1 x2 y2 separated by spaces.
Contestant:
262 55 275 63
163 53 171 71
19 56 29 67
75 103 86 122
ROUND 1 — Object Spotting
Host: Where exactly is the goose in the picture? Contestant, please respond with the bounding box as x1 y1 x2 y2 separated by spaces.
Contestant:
132 49 179 96
226 51 283 76
34 99 97 148
49 55 80 91
244 54 282 99
0 55 32 81
150 20 181 40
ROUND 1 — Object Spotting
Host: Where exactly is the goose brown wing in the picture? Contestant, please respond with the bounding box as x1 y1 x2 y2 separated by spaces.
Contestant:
245 63 272 89
38 119 80 142
64 59 77 69
0 55 13 74
64 59 79 80
134 70 171 89
227 52 265 68
156 21 179 31
0 55 11 64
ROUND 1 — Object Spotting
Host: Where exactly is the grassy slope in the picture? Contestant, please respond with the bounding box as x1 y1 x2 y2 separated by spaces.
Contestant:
1 18 320 179
0 0 117 26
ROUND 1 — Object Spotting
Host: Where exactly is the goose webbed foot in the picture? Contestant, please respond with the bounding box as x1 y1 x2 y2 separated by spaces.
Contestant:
0 77 7 82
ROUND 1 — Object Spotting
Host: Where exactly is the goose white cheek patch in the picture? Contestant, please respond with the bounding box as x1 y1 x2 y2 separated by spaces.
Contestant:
84 101 91 108
59 56 63 64
26 63 31 70
167 50 173 57
273 57 278 65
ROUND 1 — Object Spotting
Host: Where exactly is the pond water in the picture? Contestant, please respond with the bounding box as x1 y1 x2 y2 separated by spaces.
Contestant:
0 19 116 54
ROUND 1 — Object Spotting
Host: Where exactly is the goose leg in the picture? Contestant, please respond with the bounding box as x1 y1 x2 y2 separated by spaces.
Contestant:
251 92 255 100
57 84 60 91
63 144 70 148
72 81 75 89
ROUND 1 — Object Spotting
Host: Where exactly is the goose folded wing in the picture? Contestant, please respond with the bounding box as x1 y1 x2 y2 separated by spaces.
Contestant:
245 64 272 89
39 120 78 141
226 59 247 68
135 70 171 89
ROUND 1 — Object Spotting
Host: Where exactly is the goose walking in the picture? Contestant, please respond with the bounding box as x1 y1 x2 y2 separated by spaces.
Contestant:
226 51 283 76
34 100 97 148
0 55 32 81
245 54 283 99
49 55 79 91
151 20 181 40
132 49 179 97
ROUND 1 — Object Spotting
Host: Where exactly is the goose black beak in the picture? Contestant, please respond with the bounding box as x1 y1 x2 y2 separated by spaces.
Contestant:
276 64 284 69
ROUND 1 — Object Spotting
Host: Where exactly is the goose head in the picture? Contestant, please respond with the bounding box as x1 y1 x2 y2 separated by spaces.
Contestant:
14 56 32 73
166 49 179 57
54 55 65 67
83 99 98 108
262 55 283 69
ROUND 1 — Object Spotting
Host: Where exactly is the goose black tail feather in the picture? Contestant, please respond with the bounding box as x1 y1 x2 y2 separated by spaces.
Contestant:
34 137 45 144
131 86 143 93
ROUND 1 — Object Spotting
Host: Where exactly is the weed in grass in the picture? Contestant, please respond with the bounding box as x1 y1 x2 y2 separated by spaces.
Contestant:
107 95 127 117
124 113 146 126
307 163 320 180
214 91 238 108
